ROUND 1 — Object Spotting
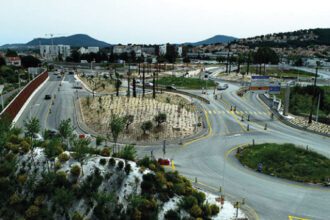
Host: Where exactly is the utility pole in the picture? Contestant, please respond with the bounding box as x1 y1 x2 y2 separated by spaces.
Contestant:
142 64 145 98
283 83 290 116
316 92 321 122
308 65 319 124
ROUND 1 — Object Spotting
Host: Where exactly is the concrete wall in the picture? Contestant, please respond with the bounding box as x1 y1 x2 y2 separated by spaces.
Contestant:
0 70 48 122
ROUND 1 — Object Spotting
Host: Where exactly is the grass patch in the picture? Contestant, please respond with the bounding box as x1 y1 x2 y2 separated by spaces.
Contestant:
157 76 216 89
236 143 330 184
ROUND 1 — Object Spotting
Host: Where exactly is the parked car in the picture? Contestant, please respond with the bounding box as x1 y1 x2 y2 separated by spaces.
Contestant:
44 94 52 100
217 84 229 90
145 82 153 87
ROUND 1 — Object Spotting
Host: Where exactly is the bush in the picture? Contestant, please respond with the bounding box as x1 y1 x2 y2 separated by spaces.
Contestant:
190 204 202 218
100 147 111 157
72 212 84 220
118 145 137 161
180 195 198 210
124 163 131 175
70 165 81 176
25 205 40 219
58 152 70 162
109 158 116 167
17 174 28 185
20 140 30 153
165 209 180 220
34 195 44 206
117 160 124 170
99 158 107 166
210 204 220 216
55 161 62 170
9 192 23 205
55 171 67 186
96 136 105 146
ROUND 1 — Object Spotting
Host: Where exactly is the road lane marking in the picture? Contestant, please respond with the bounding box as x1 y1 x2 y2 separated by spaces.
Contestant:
288 215 310 220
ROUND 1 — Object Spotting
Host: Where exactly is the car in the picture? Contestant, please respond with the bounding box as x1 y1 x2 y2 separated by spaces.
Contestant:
57 75 62 78
158 158 171 166
145 82 153 87
69 71 74 75
44 94 52 100
217 84 229 90
166 85 176 90
33 133 44 141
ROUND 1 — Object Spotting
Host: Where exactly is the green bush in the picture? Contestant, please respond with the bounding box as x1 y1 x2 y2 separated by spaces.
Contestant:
109 158 116 167
180 195 198 210
117 161 124 170
124 163 131 175
100 147 111 157
72 211 84 220
58 152 70 162
164 209 180 220
118 145 137 161
99 158 107 166
190 204 202 218
70 165 81 176
210 204 220 216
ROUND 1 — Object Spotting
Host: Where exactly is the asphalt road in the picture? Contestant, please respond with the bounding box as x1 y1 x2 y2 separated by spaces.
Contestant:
15 71 330 220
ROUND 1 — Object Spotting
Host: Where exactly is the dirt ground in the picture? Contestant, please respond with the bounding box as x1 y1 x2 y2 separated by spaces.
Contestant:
80 93 201 143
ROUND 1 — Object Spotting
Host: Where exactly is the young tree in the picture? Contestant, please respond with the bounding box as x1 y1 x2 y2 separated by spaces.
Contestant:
141 121 153 135
154 113 167 127
58 119 74 148
72 138 92 176
109 115 125 152
115 79 122 97
132 78 137 97
123 115 134 131
142 65 145 97
24 117 40 139
152 72 156 99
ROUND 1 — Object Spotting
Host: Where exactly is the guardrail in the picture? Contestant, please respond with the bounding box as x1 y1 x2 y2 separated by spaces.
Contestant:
0 70 48 122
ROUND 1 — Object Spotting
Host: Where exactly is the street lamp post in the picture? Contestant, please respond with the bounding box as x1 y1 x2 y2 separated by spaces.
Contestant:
308 65 319 124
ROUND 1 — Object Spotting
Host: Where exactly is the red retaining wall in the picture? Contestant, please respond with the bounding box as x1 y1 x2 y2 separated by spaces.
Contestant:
0 71 48 122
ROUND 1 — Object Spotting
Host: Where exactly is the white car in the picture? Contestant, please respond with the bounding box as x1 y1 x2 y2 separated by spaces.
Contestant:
33 133 44 141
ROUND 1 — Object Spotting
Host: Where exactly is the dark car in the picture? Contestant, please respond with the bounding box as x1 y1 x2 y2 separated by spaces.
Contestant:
44 94 52 100
166 85 177 90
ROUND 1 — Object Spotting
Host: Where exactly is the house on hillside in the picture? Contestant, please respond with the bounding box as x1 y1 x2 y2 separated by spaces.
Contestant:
6 56 21 66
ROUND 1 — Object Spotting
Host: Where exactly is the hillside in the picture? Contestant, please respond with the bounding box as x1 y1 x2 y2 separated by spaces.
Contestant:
0 118 247 220
184 35 237 46
26 34 111 47
236 28 330 48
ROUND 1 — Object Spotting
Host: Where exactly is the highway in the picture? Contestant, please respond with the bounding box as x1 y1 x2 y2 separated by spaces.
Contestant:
15 71 330 220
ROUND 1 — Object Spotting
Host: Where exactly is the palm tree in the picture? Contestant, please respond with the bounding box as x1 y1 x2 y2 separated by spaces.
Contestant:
58 119 74 148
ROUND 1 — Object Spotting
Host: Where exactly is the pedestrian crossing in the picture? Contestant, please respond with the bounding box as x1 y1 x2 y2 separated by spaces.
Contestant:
207 110 268 116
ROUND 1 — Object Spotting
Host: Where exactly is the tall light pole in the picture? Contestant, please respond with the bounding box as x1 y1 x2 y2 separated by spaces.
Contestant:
308 64 319 124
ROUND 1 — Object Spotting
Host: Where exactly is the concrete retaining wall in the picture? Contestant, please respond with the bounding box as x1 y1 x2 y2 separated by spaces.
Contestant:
0 70 48 122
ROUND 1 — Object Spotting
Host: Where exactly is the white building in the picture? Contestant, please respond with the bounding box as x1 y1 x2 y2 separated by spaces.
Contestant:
87 47 99 53
112 45 142 57
177 46 183 57
40 45 71 61
159 44 167 55
78 47 88 54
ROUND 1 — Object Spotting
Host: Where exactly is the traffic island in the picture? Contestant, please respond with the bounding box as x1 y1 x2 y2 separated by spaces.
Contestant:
236 143 330 186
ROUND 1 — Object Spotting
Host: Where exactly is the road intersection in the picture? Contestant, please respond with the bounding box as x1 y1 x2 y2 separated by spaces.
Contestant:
15 71 330 220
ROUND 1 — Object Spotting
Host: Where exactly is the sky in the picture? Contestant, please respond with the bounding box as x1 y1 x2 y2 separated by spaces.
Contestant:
1 0 330 45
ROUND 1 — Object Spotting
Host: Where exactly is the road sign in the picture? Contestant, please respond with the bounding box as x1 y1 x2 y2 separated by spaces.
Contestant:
250 76 270 93
269 86 281 94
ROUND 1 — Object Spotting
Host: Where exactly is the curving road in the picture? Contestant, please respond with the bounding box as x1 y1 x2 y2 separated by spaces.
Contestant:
15 71 330 220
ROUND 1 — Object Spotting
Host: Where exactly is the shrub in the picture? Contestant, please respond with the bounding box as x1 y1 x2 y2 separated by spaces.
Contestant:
117 160 124 170
72 212 84 220
100 147 110 157
9 192 23 205
180 195 198 210
99 158 107 166
193 191 206 205
34 195 44 206
70 165 81 176
190 204 202 218
25 205 40 219
55 161 62 170
109 158 116 167
165 209 180 220
124 163 131 175
55 171 67 186
118 145 137 161
96 136 105 146
210 204 220 216
20 140 30 153
17 174 28 185
58 152 70 162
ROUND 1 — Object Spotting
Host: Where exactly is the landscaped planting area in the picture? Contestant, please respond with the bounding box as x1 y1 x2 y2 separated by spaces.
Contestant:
236 143 330 185
80 93 201 143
